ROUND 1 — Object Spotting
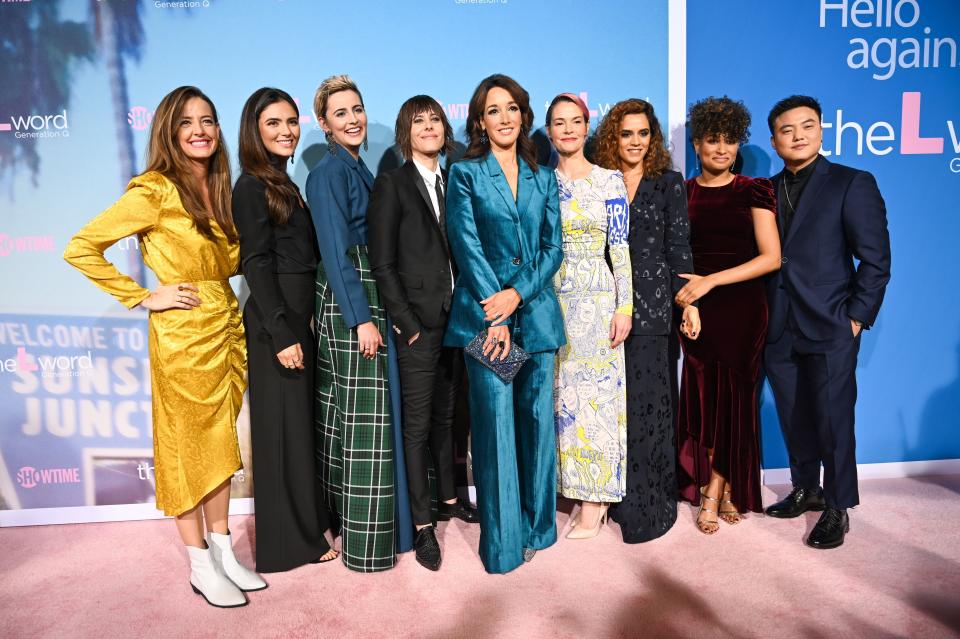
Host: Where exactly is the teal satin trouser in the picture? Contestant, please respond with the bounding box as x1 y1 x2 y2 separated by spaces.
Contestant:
465 350 558 574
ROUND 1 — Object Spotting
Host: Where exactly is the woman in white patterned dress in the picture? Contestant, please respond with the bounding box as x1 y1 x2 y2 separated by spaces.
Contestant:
548 94 633 540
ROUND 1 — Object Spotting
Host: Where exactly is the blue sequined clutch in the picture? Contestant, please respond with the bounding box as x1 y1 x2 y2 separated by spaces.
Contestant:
464 331 530 383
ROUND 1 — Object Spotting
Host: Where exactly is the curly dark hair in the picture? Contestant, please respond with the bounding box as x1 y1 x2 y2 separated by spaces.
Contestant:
594 99 672 179
687 96 751 144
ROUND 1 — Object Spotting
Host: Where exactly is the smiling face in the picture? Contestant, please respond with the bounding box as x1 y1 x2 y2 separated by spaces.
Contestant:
694 134 739 174
771 106 822 170
547 100 588 157
319 89 367 156
177 96 219 163
481 86 522 152
258 100 300 159
618 112 650 171
409 109 445 164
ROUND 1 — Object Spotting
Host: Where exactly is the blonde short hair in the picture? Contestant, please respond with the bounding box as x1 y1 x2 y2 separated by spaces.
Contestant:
313 74 364 131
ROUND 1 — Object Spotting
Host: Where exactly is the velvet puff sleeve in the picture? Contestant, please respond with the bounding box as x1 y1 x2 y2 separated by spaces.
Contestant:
749 177 777 213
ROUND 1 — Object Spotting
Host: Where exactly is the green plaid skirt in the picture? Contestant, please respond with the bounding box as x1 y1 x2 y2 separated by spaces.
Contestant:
315 246 395 572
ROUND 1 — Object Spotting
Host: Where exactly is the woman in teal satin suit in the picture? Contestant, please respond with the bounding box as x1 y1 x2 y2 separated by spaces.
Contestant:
443 74 565 574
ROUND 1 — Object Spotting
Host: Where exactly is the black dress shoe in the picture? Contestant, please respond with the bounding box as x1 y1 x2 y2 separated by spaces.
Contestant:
414 526 442 571
438 499 479 524
806 508 849 549
765 486 826 519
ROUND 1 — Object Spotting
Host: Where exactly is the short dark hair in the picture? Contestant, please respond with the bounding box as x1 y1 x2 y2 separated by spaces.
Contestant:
688 96 751 145
394 95 456 160
767 95 822 134
463 74 539 172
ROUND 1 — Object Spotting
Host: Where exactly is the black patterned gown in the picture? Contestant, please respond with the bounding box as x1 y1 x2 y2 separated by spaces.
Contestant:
608 170 693 543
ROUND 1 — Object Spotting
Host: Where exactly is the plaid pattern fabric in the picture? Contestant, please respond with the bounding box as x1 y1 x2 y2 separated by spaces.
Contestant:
315 246 396 572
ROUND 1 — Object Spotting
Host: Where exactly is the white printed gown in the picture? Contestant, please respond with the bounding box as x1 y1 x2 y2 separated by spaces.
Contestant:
554 166 632 502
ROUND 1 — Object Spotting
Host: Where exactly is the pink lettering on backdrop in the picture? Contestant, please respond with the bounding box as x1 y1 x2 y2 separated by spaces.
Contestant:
900 92 943 155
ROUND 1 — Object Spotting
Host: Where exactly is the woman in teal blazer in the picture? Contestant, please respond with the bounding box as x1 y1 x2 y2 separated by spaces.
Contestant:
443 74 565 574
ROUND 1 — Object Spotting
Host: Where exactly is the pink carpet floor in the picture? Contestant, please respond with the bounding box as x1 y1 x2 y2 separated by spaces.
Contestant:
2 477 959 638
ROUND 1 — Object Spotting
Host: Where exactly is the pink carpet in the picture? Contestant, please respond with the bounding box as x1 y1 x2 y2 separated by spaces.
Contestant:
2 477 959 638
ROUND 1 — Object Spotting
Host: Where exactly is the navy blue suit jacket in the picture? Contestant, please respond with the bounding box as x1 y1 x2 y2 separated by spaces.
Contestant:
767 156 891 342
443 153 566 353
305 150 375 328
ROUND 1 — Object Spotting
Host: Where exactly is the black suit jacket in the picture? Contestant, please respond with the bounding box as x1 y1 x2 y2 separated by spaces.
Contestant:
767 156 891 342
627 170 694 335
367 160 455 341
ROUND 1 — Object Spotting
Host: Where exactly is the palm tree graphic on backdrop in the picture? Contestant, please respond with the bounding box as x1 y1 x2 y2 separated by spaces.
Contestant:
0 0 148 288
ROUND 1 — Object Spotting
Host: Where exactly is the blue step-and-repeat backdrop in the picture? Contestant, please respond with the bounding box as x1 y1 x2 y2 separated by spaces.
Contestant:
0 0 670 521
686 0 960 470
0 0 956 523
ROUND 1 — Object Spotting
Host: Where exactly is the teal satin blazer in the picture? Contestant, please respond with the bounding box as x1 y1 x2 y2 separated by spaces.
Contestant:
443 153 566 354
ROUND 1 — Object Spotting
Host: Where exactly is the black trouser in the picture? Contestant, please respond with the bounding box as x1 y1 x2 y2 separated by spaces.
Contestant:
395 324 464 526
764 320 862 510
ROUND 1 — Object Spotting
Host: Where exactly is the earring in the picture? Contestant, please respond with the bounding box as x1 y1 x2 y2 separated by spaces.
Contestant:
325 132 337 155
290 152 295 165
363 137 369 152
480 130 488 145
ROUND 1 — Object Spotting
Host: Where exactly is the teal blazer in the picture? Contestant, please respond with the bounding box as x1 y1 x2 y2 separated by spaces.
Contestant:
443 153 566 354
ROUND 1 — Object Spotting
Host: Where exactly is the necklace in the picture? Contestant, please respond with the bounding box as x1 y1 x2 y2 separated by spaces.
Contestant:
780 177 796 214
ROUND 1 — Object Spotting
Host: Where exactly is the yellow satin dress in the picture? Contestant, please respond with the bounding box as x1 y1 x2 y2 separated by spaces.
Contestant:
63 171 246 516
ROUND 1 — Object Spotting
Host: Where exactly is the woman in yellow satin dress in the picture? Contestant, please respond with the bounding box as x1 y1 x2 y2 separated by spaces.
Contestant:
64 86 264 608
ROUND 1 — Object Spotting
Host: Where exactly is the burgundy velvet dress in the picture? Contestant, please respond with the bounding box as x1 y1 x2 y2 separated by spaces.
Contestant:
676 174 776 513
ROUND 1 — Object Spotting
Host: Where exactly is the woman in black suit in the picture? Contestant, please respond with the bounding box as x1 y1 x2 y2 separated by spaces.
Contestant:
594 99 700 543
233 87 337 571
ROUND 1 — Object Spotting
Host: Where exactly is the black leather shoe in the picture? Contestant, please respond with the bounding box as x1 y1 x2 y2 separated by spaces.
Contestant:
414 526 441 571
806 508 849 549
438 499 479 524
765 486 826 519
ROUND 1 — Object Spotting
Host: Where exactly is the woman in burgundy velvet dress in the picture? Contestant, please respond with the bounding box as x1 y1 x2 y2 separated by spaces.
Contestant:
674 97 781 534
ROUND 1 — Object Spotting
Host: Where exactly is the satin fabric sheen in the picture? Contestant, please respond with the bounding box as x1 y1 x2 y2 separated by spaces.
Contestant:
64 172 245 516
676 175 776 513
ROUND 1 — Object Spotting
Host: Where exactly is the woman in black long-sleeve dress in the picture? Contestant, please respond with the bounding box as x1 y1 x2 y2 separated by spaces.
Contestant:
233 87 336 571
594 99 700 543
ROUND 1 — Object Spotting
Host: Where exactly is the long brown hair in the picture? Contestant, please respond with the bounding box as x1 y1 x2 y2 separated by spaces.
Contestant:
144 86 235 241
238 87 302 226
463 74 538 172
594 98 672 180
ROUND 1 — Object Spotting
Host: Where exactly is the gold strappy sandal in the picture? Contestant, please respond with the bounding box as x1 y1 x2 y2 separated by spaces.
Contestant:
697 488 720 535
719 490 743 525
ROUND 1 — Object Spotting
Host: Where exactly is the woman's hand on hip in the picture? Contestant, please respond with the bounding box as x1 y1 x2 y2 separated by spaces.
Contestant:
356 322 385 360
482 288 521 326
609 312 631 349
483 325 511 361
139 283 200 311
277 343 305 370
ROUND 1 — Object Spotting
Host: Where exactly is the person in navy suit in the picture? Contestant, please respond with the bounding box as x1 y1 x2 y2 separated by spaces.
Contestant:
763 95 891 549
444 74 565 574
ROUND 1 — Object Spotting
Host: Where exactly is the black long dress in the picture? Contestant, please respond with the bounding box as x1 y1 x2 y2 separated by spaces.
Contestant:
233 171 332 572
609 170 694 543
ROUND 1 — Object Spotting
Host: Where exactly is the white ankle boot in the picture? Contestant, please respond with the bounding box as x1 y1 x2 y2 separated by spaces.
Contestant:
187 545 247 608
207 531 267 592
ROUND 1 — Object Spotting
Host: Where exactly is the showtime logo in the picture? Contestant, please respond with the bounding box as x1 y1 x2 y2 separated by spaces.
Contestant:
16 466 81 489
0 110 69 139
127 106 153 131
0 234 55 257
820 92 959 172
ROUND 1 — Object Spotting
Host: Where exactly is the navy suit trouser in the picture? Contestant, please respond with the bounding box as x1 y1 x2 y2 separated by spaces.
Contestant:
764 321 862 510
